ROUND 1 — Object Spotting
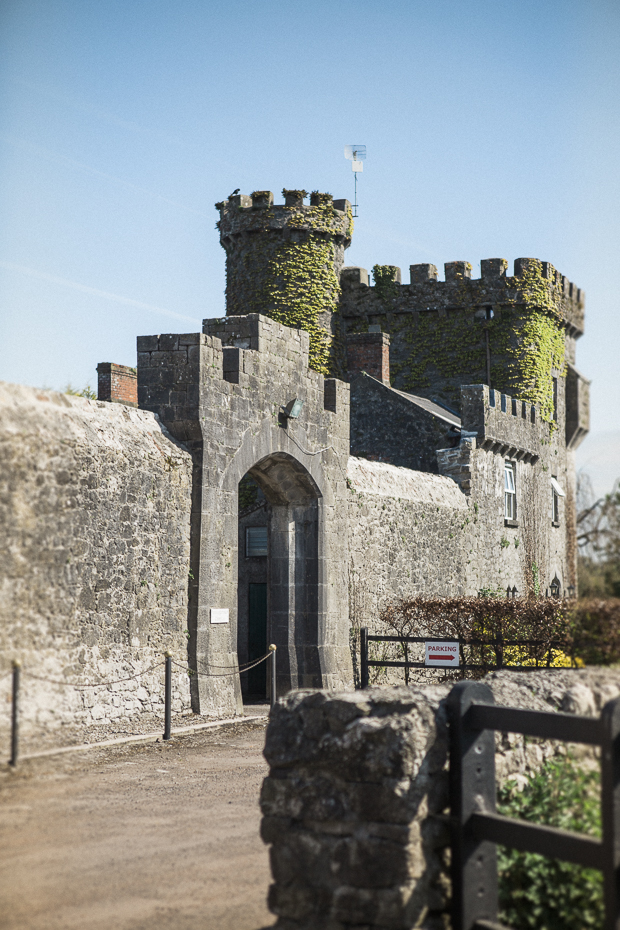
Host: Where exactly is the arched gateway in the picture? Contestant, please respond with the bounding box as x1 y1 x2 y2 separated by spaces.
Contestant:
237 452 322 701
138 314 353 715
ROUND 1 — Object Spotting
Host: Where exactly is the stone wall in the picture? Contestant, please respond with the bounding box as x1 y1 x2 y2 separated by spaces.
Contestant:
260 669 620 930
346 458 469 644
0 382 193 751
454 384 573 596
339 259 583 419
138 314 354 714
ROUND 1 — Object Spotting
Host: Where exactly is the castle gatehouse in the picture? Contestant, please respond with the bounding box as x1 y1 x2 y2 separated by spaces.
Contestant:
0 187 590 729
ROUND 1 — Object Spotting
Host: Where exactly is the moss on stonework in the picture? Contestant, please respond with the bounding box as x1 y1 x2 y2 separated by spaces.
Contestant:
503 309 566 423
503 267 567 424
372 265 400 301
225 202 351 375
352 264 566 423
266 238 339 374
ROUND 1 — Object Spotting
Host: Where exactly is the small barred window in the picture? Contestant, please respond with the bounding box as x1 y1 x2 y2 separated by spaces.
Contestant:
246 526 268 557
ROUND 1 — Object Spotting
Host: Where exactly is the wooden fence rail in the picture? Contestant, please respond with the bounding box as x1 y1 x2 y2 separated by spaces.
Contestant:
448 681 620 930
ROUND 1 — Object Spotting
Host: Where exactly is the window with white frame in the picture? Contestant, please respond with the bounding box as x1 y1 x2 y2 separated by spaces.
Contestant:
504 462 516 521
550 476 565 525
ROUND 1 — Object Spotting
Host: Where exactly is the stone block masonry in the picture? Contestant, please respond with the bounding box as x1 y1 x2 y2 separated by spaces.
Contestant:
0 381 193 751
339 257 584 420
346 457 469 638
217 190 353 376
261 669 620 930
97 362 138 406
349 374 459 473
346 331 391 384
138 314 354 716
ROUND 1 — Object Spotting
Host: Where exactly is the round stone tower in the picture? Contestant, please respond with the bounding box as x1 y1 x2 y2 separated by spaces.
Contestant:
216 189 353 375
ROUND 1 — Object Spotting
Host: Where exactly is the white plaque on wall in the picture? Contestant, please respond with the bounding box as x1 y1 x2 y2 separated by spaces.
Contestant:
210 608 229 624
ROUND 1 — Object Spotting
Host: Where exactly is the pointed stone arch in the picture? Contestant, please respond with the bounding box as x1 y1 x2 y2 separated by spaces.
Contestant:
238 451 324 697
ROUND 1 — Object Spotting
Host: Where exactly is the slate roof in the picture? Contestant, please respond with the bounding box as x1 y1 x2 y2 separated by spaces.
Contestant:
357 372 462 429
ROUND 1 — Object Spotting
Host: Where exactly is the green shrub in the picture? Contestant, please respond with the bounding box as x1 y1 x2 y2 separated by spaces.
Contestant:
572 597 620 665
497 755 603 929
378 596 575 679
65 383 97 399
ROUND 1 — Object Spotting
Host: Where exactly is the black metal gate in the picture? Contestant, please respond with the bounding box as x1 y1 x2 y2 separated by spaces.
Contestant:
359 628 574 688
448 680 620 930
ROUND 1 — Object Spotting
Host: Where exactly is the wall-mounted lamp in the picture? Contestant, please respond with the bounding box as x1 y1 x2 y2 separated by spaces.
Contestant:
282 398 304 419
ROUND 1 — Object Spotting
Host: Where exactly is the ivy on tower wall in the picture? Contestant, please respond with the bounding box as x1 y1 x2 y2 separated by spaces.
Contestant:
342 262 569 424
219 192 353 376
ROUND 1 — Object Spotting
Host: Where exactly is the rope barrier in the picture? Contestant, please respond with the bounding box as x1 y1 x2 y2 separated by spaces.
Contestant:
19 661 166 690
174 651 272 679
5 646 277 765
3 652 273 689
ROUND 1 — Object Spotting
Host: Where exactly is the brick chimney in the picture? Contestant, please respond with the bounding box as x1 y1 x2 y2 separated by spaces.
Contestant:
346 330 390 385
96 363 138 407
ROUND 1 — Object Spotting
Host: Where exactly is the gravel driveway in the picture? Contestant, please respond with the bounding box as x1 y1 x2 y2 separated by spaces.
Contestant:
0 719 273 930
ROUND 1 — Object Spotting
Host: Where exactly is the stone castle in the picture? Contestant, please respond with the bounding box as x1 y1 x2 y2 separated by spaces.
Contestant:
0 187 590 735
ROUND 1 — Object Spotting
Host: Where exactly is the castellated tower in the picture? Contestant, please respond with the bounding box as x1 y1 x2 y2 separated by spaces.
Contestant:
216 189 353 376
339 258 587 437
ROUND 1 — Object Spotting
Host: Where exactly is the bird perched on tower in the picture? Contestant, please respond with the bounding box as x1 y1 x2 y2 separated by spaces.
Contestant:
229 188 240 198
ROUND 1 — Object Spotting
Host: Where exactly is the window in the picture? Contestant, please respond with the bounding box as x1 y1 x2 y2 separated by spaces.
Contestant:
550 476 565 526
552 377 558 421
504 462 516 522
246 526 268 557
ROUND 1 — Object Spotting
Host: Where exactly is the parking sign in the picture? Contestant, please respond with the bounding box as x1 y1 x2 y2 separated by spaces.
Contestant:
425 641 460 667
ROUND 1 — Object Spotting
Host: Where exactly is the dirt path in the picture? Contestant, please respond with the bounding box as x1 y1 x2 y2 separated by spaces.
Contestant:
0 720 274 930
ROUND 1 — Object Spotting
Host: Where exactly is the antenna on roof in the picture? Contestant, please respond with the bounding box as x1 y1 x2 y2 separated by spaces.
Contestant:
344 145 366 217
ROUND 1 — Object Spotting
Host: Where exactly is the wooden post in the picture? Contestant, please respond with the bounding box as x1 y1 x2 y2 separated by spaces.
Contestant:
9 660 20 767
269 644 277 708
163 653 172 741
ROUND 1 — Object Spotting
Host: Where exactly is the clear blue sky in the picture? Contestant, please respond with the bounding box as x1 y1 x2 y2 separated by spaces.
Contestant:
1 0 619 441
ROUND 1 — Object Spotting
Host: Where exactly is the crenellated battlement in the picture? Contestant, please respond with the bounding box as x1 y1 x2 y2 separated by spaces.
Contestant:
216 187 353 376
216 189 353 246
340 257 584 424
460 383 543 462
203 313 311 370
341 257 584 336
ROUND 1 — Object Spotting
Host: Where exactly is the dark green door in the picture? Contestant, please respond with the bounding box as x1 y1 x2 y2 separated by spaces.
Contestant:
248 583 267 696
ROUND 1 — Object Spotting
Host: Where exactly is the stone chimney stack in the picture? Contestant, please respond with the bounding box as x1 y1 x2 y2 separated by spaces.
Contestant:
346 330 391 385
97 363 138 407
